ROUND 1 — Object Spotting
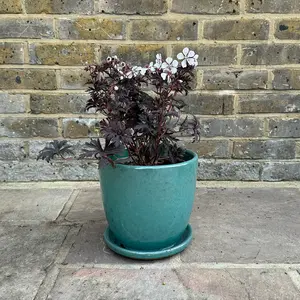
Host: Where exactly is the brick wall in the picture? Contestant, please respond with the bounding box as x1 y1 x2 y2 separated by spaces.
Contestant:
1 0 300 182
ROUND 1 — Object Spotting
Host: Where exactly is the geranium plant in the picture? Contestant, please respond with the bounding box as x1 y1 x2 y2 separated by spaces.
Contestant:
38 48 200 167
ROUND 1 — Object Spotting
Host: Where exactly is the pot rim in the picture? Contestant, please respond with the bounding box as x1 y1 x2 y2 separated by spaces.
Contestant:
113 149 198 170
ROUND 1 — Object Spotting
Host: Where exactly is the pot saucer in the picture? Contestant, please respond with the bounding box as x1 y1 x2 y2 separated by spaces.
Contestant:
103 224 192 260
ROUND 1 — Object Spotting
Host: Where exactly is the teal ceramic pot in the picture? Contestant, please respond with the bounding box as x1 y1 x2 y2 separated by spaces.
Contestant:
99 150 198 253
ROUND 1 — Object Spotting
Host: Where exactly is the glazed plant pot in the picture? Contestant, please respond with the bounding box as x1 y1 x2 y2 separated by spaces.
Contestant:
99 150 198 260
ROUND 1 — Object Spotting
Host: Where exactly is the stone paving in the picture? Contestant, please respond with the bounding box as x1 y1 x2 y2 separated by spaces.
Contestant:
1 182 300 300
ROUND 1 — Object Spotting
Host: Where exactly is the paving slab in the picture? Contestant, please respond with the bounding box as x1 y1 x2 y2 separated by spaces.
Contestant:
64 222 178 265
175 268 300 300
0 224 69 300
48 268 188 300
65 188 105 223
182 188 300 263
0 189 73 223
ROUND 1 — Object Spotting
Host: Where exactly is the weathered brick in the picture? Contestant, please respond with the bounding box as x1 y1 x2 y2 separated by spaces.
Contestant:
172 44 237 66
101 44 166 65
246 0 300 14
0 0 22 13
198 159 261 181
202 70 268 90
241 44 300 65
185 140 230 158
63 118 100 138
238 94 300 113
0 141 27 160
130 20 197 41
0 43 25 64
25 0 93 14
30 94 90 114
201 118 264 137
29 43 97 66
233 140 296 159
275 20 300 40
58 18 125 40
0 118 59 138
0 69 57 90
172 0 239 14
183 93 234 115
272 69 300 90
262 162 300 182
0 93 28 113
0 160 98 182
99 0 167 15
269 119 300 138
0 18 54 39
60 69 90 90
204 19 269 40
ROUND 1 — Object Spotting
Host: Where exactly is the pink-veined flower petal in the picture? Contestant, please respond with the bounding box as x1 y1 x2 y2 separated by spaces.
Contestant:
188 50 195 58
166 57 173 64
156 53 162 60
183 47 189 56
172 60 179 67
177 53 184 60
187 57 196 66
181 59 187 68
161 62 168 69
194 54 199 60
171 67 177 74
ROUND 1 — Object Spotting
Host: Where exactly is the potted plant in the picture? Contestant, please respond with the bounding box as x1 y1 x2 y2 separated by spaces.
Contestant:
38 48 200 259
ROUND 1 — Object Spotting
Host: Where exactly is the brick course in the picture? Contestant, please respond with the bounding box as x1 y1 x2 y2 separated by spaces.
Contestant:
0 0 299 181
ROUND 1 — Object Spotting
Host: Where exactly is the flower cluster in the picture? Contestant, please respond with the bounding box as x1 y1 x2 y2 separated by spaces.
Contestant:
106 47 199 84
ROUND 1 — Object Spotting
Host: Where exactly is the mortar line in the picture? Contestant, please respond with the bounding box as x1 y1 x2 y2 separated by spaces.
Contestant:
2 136 300 143
263 118 270 137
58 262 300 271
1 112 300 119
55 189 80 222
56 69 62 89
196 69 203 90
0 180 299 189
198 20 204 41
239 0 246 14
3 64 300 70
33 266 60 300
236 44 242 65
1 13 300 19
34 226 82 300
20 0 26 14
3 39 300 45
3 88 300 95
23 41 29 64
268 18 276 42
232 94 239 114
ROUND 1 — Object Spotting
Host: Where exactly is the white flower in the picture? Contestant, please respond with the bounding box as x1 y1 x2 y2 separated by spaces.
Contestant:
160 57 178 83
161 57 178 74
154 53 163 69
107 56 112 62
139 67 148 76
114 86 119 91
148 62 156 72
177 47 199 68
125 66 140 79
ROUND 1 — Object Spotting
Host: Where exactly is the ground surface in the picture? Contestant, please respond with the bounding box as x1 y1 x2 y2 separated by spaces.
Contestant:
1 181 300 300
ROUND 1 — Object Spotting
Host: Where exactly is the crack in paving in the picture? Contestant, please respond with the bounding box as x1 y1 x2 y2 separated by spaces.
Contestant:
225 269 251 300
